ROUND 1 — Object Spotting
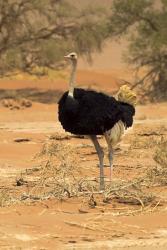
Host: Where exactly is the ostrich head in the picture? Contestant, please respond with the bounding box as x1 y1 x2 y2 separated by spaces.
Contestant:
64 52 78 63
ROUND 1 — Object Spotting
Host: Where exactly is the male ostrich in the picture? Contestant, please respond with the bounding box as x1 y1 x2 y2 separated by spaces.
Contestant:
58 52 136 190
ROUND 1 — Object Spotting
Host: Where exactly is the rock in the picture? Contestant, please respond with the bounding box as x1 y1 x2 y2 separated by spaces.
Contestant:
14 138 31 143
1 98 32 109
19 98 32 108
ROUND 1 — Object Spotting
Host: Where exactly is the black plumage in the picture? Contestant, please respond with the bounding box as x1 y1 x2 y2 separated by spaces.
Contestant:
58 88 135 135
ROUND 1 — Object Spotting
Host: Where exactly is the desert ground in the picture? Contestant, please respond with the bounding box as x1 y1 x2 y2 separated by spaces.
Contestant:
0 59 167 250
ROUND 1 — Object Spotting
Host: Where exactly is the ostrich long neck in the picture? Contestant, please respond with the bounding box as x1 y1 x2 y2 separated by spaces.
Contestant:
68 60 77 97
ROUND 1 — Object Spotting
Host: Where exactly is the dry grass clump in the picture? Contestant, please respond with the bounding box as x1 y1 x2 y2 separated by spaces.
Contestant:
130 134 162 149
102 138 167 207
37 140 67 157
154 140 167 167
136 125 167 137
27 140 100 201
130 125 167 150
104 179 155 207
29 140 82 199
146 165 167 186
0 189 11 207
48 133 71 141
146 139 167 186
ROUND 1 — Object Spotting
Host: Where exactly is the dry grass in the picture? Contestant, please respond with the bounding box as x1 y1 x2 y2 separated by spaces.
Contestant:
146 139 167 186
104 180 155 207
0 189 11 207
26 140 101 200
154 139 167 167
1 132 167 212
27 140 82 200
18 136 166 210
24 139 155 208
130 134 162 149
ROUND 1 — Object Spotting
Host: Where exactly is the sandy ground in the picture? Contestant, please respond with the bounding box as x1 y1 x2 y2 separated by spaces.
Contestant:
0 68 167 250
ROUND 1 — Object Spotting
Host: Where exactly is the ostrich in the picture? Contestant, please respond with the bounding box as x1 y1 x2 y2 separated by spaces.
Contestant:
58 52 136 190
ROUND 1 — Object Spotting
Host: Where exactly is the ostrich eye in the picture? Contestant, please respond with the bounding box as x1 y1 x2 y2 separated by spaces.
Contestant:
71 54 75 58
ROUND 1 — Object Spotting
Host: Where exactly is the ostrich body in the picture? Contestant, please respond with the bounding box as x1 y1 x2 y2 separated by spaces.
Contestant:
58 88 134 135
58 52 135 190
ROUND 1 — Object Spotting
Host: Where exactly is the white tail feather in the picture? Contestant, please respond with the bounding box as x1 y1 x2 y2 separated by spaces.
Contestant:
105 120 125 147
105 85 136 147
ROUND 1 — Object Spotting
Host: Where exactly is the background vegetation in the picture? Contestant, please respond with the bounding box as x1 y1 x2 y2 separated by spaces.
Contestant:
109 0 167 101
0 0 107 75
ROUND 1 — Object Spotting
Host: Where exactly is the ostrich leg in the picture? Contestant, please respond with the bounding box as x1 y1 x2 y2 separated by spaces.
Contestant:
104 133 114 182
90 135 105 190
108 146 114 181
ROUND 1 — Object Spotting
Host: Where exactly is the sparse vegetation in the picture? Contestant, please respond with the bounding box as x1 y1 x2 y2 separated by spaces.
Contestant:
147 139 167 186
154 139 167 168
0 189 11 207
10 133 164 211
0 123 166 214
